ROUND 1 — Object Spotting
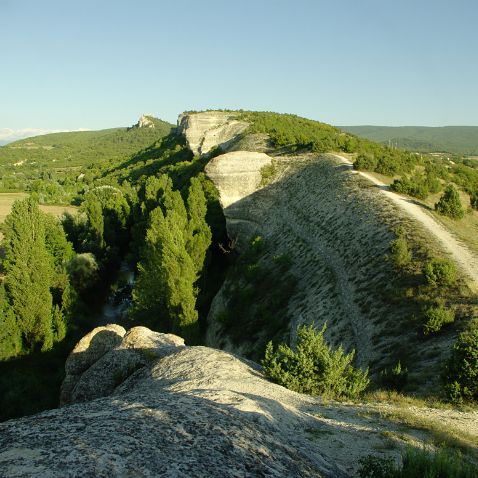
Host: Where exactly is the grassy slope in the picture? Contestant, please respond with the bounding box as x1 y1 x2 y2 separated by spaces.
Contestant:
0 117 173 192
340 125 478 155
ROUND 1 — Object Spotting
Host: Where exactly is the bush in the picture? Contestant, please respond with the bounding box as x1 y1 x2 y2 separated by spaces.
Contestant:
354 153 378 171
390 176 429 199
435 185 464 219
357 455 396 478
389 234 411 268
262 324 369 399
445 319 478 403
470 190 478 210
358 448 476 478
380 361 408 391
423 258 456 287
422 305 455 335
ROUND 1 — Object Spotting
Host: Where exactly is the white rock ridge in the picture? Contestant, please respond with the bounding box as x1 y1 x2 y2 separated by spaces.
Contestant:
177 111 248 156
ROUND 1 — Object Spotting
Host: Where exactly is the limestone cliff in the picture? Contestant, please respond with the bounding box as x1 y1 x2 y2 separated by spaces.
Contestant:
177 111 248 156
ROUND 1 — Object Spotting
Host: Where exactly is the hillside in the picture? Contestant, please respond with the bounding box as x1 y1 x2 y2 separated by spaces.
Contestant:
1 325 476 477
0 115 173 198
1 110 478 476
340 125 478 155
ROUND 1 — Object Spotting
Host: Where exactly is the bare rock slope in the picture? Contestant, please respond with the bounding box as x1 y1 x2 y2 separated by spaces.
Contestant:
2 326 476 477
175 111 473 390
0 326 343 477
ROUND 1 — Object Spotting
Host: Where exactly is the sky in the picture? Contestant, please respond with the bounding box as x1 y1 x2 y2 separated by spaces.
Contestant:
1 0 477 140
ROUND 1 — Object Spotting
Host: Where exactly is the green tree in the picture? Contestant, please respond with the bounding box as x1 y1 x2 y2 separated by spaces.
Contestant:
2 198 55 351
445 319 478 403
435 185 464 219
186 177 212 274
133 205 198 340
0 284 22 360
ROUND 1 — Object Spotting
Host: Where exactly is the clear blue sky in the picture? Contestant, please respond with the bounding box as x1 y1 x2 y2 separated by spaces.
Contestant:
1 0 477 133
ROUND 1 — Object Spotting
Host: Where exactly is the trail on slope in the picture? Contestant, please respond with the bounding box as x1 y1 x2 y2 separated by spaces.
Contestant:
334 155 478 286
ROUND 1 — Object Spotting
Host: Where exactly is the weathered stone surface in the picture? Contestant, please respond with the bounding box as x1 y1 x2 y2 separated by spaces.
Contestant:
60 324 126 404
61 327 185 406
205 151 272 209
64 324 126 376
177 112 248 156
205 150 272 247
0 332 346 478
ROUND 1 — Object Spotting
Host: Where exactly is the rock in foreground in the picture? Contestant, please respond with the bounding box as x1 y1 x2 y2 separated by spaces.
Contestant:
0 327 344 477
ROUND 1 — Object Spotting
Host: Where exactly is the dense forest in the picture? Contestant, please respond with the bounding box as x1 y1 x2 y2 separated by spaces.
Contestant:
1 111 477 423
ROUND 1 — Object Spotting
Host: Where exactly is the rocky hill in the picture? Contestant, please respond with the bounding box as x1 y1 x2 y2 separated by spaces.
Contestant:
175 112 475 393
1 111 477 476
2 325 476 477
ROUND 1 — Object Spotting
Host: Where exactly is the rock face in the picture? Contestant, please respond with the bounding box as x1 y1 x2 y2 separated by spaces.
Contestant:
136 114 155 128
177 111 248 156
205 151 272 245
61 325 184 405
0 328 346 478
205 151 272 209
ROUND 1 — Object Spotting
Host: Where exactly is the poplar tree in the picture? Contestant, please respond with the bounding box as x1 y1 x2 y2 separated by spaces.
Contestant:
2 198 55 351
186 177 212 274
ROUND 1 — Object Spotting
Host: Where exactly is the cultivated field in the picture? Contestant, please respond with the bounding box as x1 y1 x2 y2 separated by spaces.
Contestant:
0 192 77 240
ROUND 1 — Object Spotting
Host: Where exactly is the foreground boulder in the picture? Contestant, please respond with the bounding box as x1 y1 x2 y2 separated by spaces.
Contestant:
0 327 345 477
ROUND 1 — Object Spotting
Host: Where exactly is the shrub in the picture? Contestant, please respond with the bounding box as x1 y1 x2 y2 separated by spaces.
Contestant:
380 361 408 391
262 324 369 399
435 185 464 219
358 448 476 478
389 235 411 268
357 455 396 478
354 153 377 171
470 190 478 210
390 176 429 199
423 258 456 287
422 305 455 335
445 319 478 403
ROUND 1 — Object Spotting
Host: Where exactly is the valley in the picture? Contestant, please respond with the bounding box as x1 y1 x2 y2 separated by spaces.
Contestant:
1 110 477 476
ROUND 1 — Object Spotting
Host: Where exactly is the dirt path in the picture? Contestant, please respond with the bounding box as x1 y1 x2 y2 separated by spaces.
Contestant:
334 155 478 286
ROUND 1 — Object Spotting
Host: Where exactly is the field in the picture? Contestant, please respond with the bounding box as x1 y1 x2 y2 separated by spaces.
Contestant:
0 192 77 240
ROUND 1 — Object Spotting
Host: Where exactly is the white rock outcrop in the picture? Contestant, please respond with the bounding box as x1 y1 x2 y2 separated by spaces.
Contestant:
177 112 248 156
0 328 346 478
136 114 155 128
205 151 272 208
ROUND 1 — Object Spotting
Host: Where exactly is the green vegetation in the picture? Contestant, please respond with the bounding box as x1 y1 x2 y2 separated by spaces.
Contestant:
242 111 356 153
216 236 297 359
389 229 412 268
340 125 478 156
132 176 211 342
422 304 455 335
1 198 73 357
445 319 478 403
262 324 369 399
0 116 172 202
435 185 465 219
423 258 457 287
358 447 476 478
379 361 408 392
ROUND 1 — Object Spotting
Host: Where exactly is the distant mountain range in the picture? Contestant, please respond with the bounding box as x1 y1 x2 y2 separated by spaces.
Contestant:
340 125 478 156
